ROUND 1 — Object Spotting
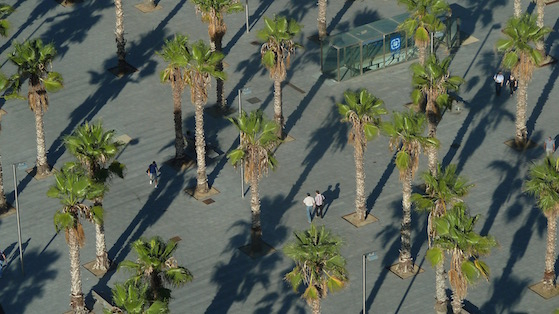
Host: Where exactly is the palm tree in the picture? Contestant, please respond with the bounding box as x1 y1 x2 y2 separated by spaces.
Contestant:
284 224 349 314
496 13 551 147
5 39 63 177
427 203 497 313
191 0 244 111
382 110 438 274
118 236 193 304
514 0 522 17
48 164 104 314
533 0 546 55
114 0 130 75
525 157 559 291
258 15 302 138
0 4 14 37
317 0 328 40
109 281 169 314
410 55 463 175
412 163 473 313
184 40 225 195
397 0 450 65
157 34 190 160
64 121 125 272
227 109 281 253
337 89 387 222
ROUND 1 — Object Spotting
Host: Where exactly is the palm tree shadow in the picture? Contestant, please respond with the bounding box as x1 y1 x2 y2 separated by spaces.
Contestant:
365 153 396 217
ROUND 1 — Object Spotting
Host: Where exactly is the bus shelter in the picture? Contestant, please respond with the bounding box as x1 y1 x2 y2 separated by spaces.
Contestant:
320 13 460 81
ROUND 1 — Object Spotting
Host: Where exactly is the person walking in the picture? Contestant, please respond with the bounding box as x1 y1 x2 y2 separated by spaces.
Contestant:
507 73 517 95
303 193 315 223
544 137 555 156
146 161 160 188
314 190 326 219
493 71 504 96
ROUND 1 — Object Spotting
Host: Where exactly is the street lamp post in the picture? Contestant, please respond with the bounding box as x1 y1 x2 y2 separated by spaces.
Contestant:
12 162 26 275
362 251 378 314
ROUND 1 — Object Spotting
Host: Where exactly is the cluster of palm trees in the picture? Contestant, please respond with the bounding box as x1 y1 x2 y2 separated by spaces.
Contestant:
48 121 125 313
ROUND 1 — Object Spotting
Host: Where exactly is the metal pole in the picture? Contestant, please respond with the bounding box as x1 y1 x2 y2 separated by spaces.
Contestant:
12 164 23 275
362 254 366 314
430 31 434 55
245 0 249 33
238 90 244 199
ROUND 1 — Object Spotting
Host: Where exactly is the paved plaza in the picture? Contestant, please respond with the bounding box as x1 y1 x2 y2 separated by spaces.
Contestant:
0 0 558 313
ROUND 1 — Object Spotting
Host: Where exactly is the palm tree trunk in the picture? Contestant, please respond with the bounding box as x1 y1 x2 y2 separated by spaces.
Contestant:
211 34 227 110
34 108 50 176
354 137 366 221
171 72 185 160
317 0 328 40
93 221 109 271
144 0 156 9
68 228 86 314
249 163 262 253
194 95 209 194
398 169 414 273
514 74 528 147
311 298 321 314
426 104 438 176
418 43 428 66
535 0 545 54
450 291 463 314
514 0 522 17
273 79 284 138
543 213 557 289
114 0 127 72
0 155 7 212
434 259 448 314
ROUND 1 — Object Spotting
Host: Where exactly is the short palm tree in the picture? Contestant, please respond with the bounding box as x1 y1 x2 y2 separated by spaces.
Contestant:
108 281 169 314
427 203 497 314
48 164 104 314
397 0 450 65
496 13 551 147
383 110 438 274
184 39 226 195
191 0 244 110
0 4 14 37
157 34 190 160
410 55 463 175
337 89 387 222
317 0 328 40
284 224 349 314
5 39 63 177
525 157 559 291
64 121 125 272
258 15 302 138
412 163 473 313
118 236 193 304
227 109 281 253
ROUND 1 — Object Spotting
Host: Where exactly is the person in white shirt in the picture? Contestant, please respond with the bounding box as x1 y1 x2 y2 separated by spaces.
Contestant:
494 71 504 96
303 193 315 223
314 190 326 219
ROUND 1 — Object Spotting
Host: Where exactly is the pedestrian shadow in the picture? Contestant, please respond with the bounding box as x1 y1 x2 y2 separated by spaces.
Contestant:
321 183 340 219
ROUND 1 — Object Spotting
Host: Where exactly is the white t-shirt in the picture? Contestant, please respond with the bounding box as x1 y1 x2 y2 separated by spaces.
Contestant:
303 196 315 207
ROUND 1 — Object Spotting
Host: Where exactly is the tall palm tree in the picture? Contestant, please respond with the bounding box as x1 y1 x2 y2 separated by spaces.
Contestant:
191 0 244 111
337 89 387 222
109 281 169 314
157 34 190 160
317 0 328 40
284 224 349 314
427 203 497 313
0 4 14 38
496 13 550 147
5 39 63 177
114 0 129 75
533 0 546 55
412 163 473 314
118 236 193 304
48 164 104 314
525 157 559 291
397 0 450 65
184 39 225 195
227 109 281 253
514 0 522 17
258 15 302 138
410 55 463 175
64 121 125 272
382 110 438 274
